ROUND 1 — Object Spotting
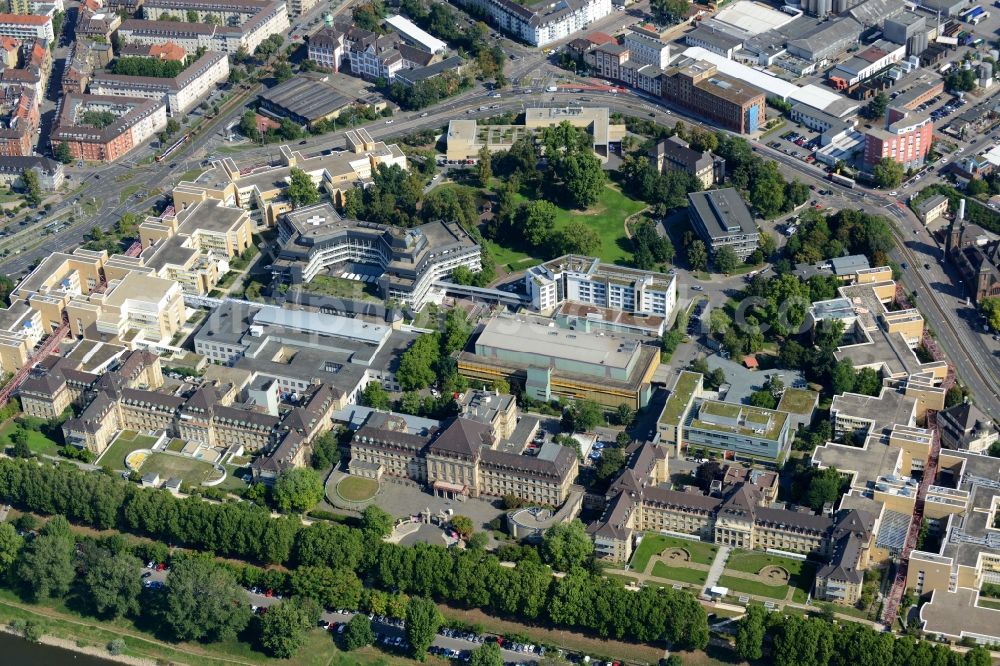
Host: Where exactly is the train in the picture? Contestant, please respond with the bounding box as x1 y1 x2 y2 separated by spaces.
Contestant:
156 133 189 162
829 173 856 188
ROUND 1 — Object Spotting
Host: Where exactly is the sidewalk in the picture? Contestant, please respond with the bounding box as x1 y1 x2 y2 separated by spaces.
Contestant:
703 545 731 593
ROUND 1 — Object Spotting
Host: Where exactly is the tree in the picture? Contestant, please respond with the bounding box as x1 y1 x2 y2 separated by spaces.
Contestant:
310 430 341 470
397 334 441 390
595 446 627 485
687 239 708 271
18 517 75 600
865 91 889 120
272 467 324 513
470 642 504 666
565 399 603 432
748 389 777 409
853 367 882 396
405 596 442 659
83 549 143 618
981 296 1000 332
476 145 492 186
831 359 857 395
260 599 315 658
21 169 42 206
362 381 391 410
451 515 474 539
161 557 251 642
735 603 766 661
551 221 600 257
287 167 320 207
615 403 635 426
713 245 739 274
872 157 904 189
342 614 375 650
0 523 22 577
54 141 73 164
651 0 690 24
272 60 293 83
290 564 363 609
361 505 395 539
540 520 594 571
696 461 722 492
516 200 558 249
10 426 30 458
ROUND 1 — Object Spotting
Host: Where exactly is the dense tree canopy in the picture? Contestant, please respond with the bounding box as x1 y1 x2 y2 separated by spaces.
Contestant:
540 521 594 572
272 467 324 513
161 556 251 642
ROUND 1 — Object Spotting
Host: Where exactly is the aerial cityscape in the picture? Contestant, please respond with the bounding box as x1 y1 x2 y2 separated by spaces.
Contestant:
0 0 997 664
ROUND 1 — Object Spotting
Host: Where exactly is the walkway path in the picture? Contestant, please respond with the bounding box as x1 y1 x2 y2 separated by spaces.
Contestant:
703 545 731 594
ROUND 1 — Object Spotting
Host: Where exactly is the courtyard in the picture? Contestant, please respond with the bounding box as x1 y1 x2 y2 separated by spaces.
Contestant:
718 550 815 603
137 451 223 486
97 431 159 470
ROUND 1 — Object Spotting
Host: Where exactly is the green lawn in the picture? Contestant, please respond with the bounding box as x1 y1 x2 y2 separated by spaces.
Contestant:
98 432 159 470
650 562 708 585
978 598 1000 610
139 452 219 485
631 534 719 571
486 239 541 273
336 476 379 501
491 184 646 269
724 551 814 602
0 421 60 456
717 574 788 600
118 184 142 203
294 274 381 301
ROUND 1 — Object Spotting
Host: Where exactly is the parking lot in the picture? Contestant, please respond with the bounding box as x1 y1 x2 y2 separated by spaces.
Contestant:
767 127 822 165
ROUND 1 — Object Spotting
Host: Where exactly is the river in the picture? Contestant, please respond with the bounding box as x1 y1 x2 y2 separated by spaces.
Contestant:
0 631 116 665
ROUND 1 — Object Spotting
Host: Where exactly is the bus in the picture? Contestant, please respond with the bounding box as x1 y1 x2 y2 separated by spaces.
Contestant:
829 173 856 188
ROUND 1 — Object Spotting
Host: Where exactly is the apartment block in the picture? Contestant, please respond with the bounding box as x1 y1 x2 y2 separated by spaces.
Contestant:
51 93 167 163
661 59 766 135
89 51 230 116
0 13 53 41
456 0 612 47
863 107 933 170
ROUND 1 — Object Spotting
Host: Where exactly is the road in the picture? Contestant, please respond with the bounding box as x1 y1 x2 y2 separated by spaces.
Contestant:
142 566 542 662
4 3 996 419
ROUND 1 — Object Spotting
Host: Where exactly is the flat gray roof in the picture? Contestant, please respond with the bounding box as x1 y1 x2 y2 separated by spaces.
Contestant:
688 188 756 239
252 304 390 345
921 588 1000 641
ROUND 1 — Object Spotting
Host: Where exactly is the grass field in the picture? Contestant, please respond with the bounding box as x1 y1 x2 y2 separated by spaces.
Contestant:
118 184 142 203
295 274 381 302
337 476 379 501
0 421 60 456
490 185 646 271
650 562 708 585
139 452 218 485
717 574 788 600
724 551 815 602
978 598 1000 610
98 432 159 470
631 534 719 572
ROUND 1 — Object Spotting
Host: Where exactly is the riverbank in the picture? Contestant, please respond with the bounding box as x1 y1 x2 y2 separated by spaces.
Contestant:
0 625 138 666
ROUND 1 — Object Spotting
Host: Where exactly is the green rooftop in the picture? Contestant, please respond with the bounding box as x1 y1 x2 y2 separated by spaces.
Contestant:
660 371 701 426
690 400 789 442
777 388 819 416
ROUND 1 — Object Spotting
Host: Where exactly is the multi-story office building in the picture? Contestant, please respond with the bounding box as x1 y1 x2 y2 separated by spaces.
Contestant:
661 59 766 134
173 130 407 225
687 188 760 260
457 0 612 47
89 51 229 116
458 313 661 410
622 25 670 69
524 255 677 333
51 93 167 163
863 107 932 170
657 372 792 465
271 202 481 310
447 107 625 163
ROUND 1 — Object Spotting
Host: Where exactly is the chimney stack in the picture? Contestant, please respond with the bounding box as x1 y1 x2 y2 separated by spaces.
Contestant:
958 198 966 222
